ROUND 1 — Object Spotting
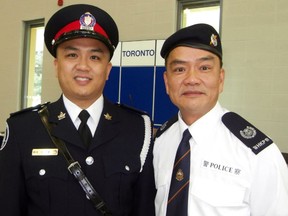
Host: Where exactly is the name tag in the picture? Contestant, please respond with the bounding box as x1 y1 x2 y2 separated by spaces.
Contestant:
32 148 58 156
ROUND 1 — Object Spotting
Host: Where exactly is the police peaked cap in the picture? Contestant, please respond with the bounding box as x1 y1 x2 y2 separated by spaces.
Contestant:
44 4 119 59
161 23 222 60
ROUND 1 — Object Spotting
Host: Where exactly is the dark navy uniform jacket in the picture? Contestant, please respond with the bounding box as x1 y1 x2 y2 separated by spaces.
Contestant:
0 97 156 216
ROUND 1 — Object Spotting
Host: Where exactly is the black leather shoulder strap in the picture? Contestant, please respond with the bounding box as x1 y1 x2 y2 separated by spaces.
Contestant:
38 105 112 216
222 112 273 154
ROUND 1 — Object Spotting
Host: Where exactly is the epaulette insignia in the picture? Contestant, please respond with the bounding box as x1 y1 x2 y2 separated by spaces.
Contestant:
116 103 148 116
155 114 178 139
222 112 273 154
10 102 50 117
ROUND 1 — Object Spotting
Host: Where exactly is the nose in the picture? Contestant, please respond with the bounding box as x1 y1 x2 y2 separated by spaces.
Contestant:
76 56 90 71
184 68 200 85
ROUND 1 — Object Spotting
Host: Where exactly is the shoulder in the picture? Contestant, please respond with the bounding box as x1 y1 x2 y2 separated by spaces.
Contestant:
9 102 50 119
222 112 273 154
154 114 178 139
112 102 152 124
115 103 149 116
115 102 152 130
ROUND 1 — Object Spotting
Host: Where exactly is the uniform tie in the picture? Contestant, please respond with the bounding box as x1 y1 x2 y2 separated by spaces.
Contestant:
78 110 92 148
167 129 192 216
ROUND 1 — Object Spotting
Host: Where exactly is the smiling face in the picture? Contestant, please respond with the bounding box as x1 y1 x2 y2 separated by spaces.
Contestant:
164 46 225 125
54 37 112 108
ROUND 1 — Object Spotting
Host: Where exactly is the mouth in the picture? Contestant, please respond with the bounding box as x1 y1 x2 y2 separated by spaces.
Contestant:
75 77 91 81
74 75 92 82
182 90 204 97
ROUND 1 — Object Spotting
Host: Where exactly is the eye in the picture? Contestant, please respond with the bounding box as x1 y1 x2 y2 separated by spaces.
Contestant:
173 67 186 73
90 55 100 60
200 65 211 71
66 53 77 58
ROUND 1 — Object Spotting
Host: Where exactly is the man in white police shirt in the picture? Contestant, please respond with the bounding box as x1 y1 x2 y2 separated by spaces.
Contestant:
153 23 288 216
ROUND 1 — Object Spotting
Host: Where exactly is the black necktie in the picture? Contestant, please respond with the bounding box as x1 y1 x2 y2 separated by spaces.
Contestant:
78 110 92 147
167 129 192 216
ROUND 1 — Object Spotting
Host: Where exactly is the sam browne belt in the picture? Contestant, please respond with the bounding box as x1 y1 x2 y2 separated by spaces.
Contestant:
38 105 112 216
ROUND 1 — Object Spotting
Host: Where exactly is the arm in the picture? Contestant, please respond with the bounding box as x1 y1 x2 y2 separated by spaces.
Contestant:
0 121 27 216
250 144 288 216
132 115 156 216
132 139 156 216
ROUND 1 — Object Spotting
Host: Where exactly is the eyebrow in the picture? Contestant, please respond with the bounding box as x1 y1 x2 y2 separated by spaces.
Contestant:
168 55 216 66
63 46 104 53
197 55 216 62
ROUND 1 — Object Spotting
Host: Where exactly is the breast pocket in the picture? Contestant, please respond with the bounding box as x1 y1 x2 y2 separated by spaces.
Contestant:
191 175 247 207
102 154 141 212
24 155 69 214
25 155 68 183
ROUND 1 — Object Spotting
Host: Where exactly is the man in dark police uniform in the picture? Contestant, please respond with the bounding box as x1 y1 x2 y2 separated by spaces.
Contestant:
0 4 155 216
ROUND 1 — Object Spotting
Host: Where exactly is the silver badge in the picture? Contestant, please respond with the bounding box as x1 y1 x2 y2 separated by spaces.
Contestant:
80 12 96 31
0 123 9 151
159 121 168 131
240 126 256 139
210 34 218 47
57 111 66 120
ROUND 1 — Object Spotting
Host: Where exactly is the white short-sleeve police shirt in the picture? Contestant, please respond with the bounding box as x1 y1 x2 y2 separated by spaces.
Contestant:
153 102 288 216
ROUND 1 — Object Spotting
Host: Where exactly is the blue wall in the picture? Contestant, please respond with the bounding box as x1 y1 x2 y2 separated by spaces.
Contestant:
103 40 177 127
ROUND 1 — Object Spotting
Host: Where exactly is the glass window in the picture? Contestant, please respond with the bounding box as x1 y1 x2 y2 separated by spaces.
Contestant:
178 0 221 32
22 19 44 108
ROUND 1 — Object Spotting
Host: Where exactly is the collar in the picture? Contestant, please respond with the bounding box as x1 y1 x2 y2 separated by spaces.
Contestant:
62 94 104 135
178 102 226 144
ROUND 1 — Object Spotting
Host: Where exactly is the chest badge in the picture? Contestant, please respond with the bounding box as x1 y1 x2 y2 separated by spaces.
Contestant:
32 148 58 156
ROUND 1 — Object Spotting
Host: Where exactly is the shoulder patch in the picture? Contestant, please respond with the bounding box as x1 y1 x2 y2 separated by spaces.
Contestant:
10 102 50 117
116 103 148 116
155 114 178 139
222 112 273 154
0 123 9 151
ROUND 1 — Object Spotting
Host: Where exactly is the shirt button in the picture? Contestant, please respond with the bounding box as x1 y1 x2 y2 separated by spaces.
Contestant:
125 165 130 171
86 156 94 165
39 169 46 176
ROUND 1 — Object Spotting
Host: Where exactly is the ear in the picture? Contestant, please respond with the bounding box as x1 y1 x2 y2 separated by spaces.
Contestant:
163 71 169 95
105 62 112 81
54 58 59 78
219 68 225 93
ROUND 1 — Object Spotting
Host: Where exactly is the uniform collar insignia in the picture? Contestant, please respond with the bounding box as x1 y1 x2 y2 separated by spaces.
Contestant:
104 113 112 120
57 111 66 120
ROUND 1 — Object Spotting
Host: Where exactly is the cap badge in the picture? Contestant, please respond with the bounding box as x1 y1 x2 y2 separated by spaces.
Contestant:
210 34 218 47
240 126 257 139
80 12 96 31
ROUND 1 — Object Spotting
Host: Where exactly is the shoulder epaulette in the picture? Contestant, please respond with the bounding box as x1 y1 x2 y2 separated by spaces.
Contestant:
10 102 50 117
115 103 148 116
155 114 178 139
222 112 273 154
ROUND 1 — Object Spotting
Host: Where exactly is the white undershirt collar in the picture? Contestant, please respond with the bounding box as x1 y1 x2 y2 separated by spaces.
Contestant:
62 94 104 136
